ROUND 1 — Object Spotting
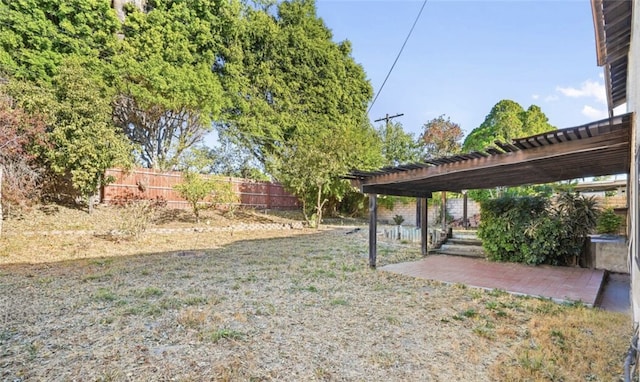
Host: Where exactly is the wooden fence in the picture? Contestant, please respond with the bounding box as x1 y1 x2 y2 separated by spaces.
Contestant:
101 168 299 210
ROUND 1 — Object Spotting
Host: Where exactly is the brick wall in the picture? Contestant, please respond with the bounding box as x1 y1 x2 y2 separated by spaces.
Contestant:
102 168 299 210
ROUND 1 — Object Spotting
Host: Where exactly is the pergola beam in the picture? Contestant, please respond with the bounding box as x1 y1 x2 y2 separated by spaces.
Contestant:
356 128 629 194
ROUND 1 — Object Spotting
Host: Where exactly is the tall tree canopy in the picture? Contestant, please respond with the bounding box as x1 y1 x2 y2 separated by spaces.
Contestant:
377 122 423 166
0 0 120 82
421 115 463 159
463 100 556 202
462 100 555 152
111 0 231 169
0 0 383 218
220 0 382 224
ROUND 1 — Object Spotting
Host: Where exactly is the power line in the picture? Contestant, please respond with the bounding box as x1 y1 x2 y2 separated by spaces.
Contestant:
367 0 428 114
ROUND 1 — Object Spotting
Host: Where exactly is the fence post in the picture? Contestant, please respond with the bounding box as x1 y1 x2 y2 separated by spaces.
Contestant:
267 182 272 209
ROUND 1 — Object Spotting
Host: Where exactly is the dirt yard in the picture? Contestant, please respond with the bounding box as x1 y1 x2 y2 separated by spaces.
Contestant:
0 205 632 381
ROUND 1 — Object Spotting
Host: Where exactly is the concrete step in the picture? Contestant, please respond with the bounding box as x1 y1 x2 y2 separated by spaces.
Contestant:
433 243 486 258
431 248 486 258
451 230 479 240
447 237 483 246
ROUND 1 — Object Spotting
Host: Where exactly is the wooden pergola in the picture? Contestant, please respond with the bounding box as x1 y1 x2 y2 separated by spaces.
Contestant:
347 113 633 267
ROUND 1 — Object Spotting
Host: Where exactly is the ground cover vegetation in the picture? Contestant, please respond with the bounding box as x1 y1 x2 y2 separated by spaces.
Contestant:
478 193 600 265
0 206 631 380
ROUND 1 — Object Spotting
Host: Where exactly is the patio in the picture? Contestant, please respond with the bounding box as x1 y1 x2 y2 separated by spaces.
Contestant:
381 254 630 312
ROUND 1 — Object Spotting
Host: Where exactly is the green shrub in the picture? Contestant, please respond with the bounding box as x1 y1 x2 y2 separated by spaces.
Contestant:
478 193 599 266
479 196 549 264
173 172 239 222
596 208 623 234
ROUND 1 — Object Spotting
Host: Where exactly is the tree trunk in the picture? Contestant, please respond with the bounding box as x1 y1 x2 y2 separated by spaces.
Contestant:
315 184 323 229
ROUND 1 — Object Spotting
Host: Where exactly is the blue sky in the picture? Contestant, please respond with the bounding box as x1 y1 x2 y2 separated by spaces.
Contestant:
315 0 613 139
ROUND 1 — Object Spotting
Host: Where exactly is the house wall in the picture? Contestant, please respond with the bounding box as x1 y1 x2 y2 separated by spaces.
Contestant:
628 0 640 321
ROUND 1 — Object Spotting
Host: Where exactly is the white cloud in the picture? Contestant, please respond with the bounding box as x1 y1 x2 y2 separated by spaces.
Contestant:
582 105 608 119
556 80 606 104
598 72 604 79
532 94 540 100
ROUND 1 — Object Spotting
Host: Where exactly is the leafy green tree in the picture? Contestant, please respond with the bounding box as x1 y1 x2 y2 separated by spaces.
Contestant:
463 100 555 152
421 115 463 158
520 105 555 135
0 0 120 82
3 60 132 211
207 132 269 180
463 100 556 201
111 1 229 170
220 0 382 224
47 57 133 211
378 122 422 166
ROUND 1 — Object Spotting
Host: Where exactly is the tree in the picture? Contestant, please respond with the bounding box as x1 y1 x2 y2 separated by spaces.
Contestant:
269 123 381 227
207 132 269 180
421 115 463 158
221 0 382 225
0 0 120 82
462 100 556 202
174 172 239 223
46 58 133 211
462 100 555 152
111 1 229 169
378 122 422 166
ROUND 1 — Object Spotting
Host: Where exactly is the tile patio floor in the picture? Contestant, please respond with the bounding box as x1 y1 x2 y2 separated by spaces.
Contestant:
381 255 609 307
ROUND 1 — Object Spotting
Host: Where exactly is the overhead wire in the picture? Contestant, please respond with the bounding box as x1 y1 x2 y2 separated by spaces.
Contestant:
367 0 428 114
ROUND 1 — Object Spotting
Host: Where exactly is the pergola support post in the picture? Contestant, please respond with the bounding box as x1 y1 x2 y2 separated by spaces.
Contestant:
463 190 468 229
368 194 377 268
441 191 447 232
420 197 428 256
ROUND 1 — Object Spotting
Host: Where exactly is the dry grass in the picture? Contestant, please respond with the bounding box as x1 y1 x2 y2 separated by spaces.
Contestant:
0 205 632 381
491 302 630 381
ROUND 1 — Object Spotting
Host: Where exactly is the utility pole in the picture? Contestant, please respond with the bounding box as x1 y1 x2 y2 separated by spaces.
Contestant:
374 113 404 127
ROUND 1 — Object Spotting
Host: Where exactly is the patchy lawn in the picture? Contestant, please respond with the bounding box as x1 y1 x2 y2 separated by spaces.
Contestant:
0 205 632 381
